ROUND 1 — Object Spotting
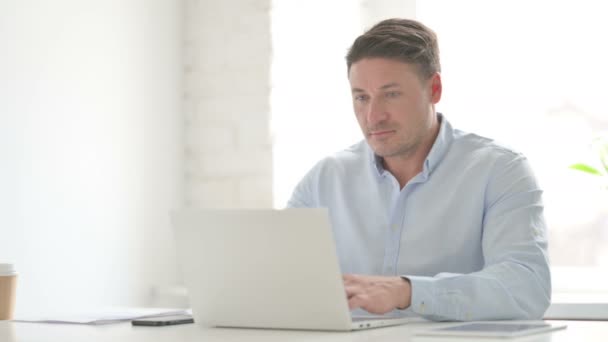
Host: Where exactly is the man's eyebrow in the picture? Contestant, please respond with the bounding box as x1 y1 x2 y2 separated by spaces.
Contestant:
380 82 400 90
352 83 401 93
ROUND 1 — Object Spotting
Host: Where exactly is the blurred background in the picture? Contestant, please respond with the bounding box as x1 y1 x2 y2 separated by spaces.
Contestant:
1 0 606 314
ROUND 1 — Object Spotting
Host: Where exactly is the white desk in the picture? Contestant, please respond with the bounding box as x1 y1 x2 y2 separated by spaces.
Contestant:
1 320 606 342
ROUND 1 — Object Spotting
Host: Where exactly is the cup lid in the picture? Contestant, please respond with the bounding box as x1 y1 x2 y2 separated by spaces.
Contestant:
0 263 16 275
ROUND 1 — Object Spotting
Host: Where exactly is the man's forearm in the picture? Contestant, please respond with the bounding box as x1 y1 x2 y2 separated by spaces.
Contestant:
403 261 551 321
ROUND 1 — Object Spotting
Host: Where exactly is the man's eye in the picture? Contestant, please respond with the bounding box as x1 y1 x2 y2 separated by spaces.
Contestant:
386 91 401 98
354 95 369 102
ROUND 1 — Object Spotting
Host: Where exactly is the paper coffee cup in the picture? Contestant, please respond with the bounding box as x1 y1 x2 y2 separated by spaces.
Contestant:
0 263 17 320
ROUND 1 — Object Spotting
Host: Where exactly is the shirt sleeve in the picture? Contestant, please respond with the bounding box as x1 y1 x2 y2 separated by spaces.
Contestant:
404 154 551 321
285 163 319 208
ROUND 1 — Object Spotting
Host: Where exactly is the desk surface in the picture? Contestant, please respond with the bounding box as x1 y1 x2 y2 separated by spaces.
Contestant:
1 319 605 342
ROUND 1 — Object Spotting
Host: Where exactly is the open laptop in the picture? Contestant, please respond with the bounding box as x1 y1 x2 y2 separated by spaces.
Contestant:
170 208 410 331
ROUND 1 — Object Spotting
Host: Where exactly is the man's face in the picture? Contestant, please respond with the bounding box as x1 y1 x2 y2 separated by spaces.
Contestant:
348 58 441 159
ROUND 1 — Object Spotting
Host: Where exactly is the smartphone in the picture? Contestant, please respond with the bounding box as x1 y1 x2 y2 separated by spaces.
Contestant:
131 314 194 326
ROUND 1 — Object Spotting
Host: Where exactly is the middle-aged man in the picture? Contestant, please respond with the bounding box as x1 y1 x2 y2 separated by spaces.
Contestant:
287 18 551 321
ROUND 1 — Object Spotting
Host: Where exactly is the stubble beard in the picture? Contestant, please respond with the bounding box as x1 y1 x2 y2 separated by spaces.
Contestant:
368 128 424 160
372 138 420 159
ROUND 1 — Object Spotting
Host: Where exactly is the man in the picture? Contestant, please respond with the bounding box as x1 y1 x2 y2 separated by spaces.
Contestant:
287 18 551 321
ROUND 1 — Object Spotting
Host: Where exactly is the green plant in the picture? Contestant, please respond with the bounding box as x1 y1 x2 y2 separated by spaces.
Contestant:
570 136 608 187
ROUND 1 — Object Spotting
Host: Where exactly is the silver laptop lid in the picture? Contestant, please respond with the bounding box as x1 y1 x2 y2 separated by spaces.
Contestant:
171 208 355 331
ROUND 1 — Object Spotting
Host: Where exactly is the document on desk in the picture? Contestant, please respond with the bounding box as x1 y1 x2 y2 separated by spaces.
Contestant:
13 307 191 325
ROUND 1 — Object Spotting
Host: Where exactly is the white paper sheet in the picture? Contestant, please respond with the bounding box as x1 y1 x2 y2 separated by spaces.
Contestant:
13 307 191 325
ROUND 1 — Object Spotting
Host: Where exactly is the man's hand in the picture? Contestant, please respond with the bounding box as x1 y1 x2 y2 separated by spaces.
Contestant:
343 274 411 314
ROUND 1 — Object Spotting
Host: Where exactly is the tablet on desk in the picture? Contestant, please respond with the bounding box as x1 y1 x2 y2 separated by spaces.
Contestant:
415 322 567 338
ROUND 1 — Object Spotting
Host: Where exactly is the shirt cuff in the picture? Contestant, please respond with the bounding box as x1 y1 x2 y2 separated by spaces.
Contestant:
403 275 437 316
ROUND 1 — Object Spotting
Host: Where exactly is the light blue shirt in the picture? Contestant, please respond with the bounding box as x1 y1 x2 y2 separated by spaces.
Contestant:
287 114 551 321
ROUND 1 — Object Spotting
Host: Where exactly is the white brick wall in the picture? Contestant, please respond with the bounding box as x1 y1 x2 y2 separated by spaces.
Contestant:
184 0 272 208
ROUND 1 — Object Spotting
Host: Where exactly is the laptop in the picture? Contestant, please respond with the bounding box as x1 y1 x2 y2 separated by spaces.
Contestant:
170 208 410 331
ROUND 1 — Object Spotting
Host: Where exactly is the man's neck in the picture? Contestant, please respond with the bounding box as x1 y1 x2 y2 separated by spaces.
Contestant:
383 117 440 189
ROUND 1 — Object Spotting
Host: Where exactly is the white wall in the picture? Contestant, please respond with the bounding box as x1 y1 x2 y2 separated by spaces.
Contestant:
184 0 272 209
0 0 183 313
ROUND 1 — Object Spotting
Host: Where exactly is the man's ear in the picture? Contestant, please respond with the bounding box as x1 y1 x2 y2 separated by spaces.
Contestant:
430 73 442 104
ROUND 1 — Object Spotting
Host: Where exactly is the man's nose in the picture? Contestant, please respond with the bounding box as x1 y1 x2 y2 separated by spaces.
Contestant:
366 98 389 127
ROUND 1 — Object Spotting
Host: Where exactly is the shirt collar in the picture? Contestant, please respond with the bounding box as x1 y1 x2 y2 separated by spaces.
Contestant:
369 112 454 180
423 112 453 177
371 152 385 178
